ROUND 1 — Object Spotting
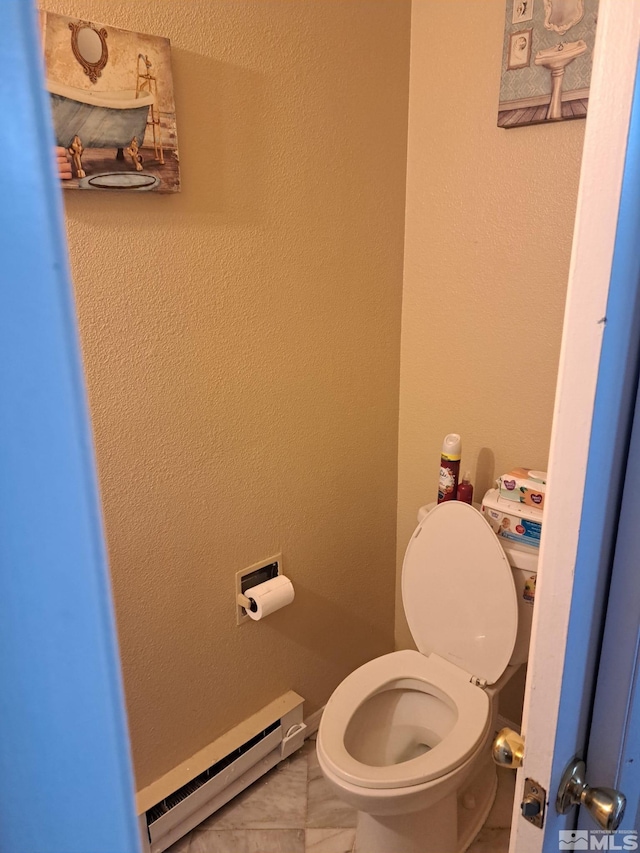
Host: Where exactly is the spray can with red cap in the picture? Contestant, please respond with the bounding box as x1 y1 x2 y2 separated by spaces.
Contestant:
437 434 461 503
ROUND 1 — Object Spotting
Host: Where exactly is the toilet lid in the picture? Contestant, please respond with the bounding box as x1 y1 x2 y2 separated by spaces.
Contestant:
402 502 518 685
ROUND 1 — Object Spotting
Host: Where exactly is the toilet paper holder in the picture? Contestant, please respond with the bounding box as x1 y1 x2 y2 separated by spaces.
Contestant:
236 565 295 621
237 559 281 615
237 591 258 613
237 577 294 615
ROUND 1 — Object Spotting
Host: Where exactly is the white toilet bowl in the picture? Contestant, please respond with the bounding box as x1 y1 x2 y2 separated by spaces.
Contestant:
317 502 537 853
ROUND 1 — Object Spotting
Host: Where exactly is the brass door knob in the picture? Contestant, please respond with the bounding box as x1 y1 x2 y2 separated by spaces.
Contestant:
556 758 626 832
492 727 525 768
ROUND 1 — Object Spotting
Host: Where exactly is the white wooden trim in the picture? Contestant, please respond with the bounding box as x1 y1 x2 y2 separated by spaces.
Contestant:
511 2 640 851
136 691 303 814
304 705 324 738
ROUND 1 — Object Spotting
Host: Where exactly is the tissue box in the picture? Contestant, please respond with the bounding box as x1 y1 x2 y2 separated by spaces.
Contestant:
481 488 543 548
499 468 546 510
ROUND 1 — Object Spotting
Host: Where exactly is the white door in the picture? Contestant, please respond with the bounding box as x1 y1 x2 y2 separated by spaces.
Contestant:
511 1 640 850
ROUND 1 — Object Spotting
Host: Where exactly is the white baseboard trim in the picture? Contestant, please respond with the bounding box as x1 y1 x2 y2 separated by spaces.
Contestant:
304 705 324 737
137 693 306 853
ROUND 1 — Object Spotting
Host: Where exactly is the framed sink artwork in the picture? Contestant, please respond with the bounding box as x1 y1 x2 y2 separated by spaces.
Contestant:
39 11 180 191
498 0 599 128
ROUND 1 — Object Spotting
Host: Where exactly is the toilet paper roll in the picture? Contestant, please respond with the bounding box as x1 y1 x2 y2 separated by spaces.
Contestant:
245 575 295 620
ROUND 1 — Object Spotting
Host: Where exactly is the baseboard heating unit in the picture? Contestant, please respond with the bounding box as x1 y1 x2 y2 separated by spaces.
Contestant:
137 691 306 853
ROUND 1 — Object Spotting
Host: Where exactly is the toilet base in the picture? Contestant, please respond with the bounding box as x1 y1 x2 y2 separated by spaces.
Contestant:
457 751 498 852
353 753 498 853
355 793 457 853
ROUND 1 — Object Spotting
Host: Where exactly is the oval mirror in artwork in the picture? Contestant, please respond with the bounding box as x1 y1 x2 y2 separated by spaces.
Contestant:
543 0 585 35
69 20 108 83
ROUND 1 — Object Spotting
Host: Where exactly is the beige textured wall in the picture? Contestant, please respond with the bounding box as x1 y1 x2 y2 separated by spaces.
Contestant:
45 0 410 789
396 0 585 649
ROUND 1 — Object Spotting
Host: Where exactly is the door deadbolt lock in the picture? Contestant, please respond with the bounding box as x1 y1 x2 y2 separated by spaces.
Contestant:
557 758 626 832
492 727 525 769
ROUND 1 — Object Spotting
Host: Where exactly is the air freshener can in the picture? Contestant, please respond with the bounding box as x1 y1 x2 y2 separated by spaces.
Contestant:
438 434 461 503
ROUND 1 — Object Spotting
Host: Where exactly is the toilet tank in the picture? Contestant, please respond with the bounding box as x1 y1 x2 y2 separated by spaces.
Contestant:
500 539 538 666
416 504 539 667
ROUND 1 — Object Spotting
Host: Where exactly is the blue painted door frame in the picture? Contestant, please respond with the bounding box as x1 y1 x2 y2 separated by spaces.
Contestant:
583 351 640 833
0 2 140 850
542 52 640 846
579 48 640 831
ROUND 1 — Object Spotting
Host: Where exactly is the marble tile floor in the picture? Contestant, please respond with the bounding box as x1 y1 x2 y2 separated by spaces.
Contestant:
165 737 515 853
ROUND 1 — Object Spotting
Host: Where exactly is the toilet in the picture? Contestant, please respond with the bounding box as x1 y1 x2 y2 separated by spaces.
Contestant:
316 500 538 853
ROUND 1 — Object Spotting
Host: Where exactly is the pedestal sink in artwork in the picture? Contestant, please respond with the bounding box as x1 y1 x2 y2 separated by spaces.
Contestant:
534 40 587 120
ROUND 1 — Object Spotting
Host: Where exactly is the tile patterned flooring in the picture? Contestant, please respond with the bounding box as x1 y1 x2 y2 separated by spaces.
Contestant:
166 736 515 853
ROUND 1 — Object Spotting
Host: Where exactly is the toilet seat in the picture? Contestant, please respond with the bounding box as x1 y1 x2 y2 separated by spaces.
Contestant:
319 502 519 795
402 501 518 685
318 649 490 790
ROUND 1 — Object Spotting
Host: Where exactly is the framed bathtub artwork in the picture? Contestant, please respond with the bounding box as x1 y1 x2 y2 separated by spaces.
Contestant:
498 0 599 128
39 11 180 192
